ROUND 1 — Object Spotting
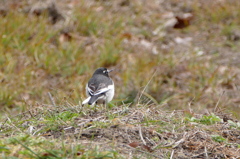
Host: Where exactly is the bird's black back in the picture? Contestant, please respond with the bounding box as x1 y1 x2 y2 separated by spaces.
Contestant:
88 74 113 93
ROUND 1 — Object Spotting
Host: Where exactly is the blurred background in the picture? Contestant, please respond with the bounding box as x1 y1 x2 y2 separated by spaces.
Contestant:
0 0 240 119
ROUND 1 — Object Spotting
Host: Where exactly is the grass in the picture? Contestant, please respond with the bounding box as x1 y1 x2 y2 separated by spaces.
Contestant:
185 113 223 125
211 135 227 143
1 0 240 158
1 0 240 117
1 101 239 158
1 134 120 158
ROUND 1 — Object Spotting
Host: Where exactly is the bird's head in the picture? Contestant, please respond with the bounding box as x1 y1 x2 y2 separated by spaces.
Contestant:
93 67 113 77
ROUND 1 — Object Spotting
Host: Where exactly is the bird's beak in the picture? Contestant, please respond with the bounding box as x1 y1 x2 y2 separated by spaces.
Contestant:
107 69 114 73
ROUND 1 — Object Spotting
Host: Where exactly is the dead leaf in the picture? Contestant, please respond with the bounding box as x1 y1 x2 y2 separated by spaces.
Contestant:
142 145 153 152
0 8 7 17
174 13 193 29
121 32 132 40
129 142 153 152
221 82 234 89
59 31 72 43
41 133 52 137
129 142 141 148
76 149 85 156
41 153 56 157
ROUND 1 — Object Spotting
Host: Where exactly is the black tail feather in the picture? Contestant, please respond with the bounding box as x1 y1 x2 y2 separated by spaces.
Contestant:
88 94 102 105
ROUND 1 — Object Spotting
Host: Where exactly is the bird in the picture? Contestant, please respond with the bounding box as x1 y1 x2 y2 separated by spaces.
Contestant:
82 67 114 106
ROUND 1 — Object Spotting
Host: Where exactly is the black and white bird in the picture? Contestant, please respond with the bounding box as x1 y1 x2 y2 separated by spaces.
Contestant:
82 67 114 106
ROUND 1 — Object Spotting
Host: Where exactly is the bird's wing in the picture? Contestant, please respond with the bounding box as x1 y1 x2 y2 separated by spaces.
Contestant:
87 84 95 95
94 84 114 95
87 83 113 96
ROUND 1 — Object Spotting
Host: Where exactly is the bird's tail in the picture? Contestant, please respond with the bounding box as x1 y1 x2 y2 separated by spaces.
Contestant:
88 94 103 105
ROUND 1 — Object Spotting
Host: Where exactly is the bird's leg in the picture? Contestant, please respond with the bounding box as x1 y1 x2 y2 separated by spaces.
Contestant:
103 100 107 110
94 101 98 112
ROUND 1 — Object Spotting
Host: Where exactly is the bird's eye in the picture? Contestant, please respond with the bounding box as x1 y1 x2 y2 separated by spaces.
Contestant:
103 70 107 74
